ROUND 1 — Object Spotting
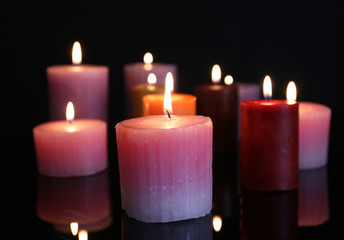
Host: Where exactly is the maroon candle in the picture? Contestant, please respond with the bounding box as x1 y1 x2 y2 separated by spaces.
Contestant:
194 65 238 153
240 77 299 191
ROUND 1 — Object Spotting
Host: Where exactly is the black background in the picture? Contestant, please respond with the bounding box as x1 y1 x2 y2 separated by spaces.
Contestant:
1 1 343 239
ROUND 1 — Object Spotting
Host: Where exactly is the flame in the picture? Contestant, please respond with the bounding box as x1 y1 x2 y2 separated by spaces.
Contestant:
143 52 153 64
70 222 78 236
163 72 173 117
211 64 221 84
78 230 88 240
72 41 82 65
224 75 234 85
213 215 222 232
286 81 297 103
263 75 272 99
66 101 75 123
147 73 157 85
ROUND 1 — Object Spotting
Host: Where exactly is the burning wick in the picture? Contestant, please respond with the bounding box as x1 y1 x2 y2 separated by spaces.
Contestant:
165 109 171 119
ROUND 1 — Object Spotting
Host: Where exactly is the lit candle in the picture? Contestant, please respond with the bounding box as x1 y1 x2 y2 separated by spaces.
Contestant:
33 102 107 177
124 52 178 116
194 65 238 153
47 41 109 121
131 73 164 117
142 72 196 116
240 76 299 191
115 86 213 223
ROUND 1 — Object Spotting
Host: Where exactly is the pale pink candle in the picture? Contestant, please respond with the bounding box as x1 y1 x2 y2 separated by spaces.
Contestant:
115 115 213 223
299 102 331 169
47 42 109 121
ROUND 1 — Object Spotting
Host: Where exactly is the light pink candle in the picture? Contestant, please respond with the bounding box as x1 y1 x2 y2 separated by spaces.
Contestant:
47 42 109 121
299 102 331 169
115 115 213 223
33 103 107 177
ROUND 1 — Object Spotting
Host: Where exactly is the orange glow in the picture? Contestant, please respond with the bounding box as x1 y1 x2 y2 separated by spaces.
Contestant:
211 64 221 84
224 75 234 85
147 73 157 84
213 215 222 232
66 101 75 123
143 52 153 64
263 75 272 99
78 230 88 240
72 41 82 65
163 72 173 117
70 222 78 236
286 81 297 103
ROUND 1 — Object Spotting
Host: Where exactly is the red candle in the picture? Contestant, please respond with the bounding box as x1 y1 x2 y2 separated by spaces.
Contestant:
194 65 238 153
240 77 299 191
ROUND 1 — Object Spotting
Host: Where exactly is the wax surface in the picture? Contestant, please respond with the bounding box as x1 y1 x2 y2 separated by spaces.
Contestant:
142 93 196 116
299 102 331 169
194 84 238 153
116 115 213 223
33 119 108 177
240 100 299 191
47 65 109 121
131 84 164 117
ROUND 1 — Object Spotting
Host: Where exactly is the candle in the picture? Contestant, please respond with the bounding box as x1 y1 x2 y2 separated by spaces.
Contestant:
115 86 213 223
240 77 299 191
194 65 238 153
47 41 109 121
33 102 107 177
142 73 196 116
299 102 331 169
131 73 164 117
124 52 178 116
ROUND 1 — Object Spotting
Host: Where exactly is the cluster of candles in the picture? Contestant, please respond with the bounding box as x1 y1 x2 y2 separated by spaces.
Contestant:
33 42 331 224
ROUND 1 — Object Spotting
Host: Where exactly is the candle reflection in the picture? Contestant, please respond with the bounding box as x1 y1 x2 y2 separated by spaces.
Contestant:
121 213 212 240
298 167 329 226
240 188 298 240
36 171 112 233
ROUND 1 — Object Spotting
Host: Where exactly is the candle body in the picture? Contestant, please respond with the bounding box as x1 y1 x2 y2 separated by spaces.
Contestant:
116 115 213 223
47 65 109 121
124 63 177 116
299 102 331 169
142 93 196 116
33 119 107 177
194 84 238 153
240 100 299 191
131 84 164 117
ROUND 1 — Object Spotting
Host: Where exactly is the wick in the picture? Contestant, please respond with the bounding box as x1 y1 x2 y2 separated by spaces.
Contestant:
165 109 171 119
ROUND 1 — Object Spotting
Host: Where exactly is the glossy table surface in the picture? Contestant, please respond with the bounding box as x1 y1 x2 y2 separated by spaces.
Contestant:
2 136 343 240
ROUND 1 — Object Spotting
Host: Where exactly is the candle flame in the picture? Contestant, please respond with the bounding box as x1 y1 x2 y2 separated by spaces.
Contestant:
224 75 234 85
143 52 153 64
286 81 297 103
72 41 82 65
213 215 222 232
147 73 157 85
78 230 88 240
263 75 272 99
211 64 221 84
66 101 75 123
70 222 79 236
163 72 173 117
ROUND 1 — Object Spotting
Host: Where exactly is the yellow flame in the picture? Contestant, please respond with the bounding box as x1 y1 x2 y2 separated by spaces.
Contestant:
286 81 297 103
143 52 153 64
78 230 88 240
147 73 157 85
66 101 75 123
224 75 234 85
72 41 82 65
213 215 222 232
163 72 173 116
70 222 78 236
211 64 221 84
263 75 272 99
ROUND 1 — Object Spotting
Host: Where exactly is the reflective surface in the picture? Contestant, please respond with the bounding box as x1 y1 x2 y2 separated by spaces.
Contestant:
2 139 343 240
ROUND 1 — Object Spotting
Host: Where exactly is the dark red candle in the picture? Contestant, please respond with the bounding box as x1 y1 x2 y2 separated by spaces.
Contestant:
240 78 299 191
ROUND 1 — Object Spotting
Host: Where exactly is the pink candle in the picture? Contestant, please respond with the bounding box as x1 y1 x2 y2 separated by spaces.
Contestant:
115 115 213 223
123 52 177 116
33 102 107 177
47 42 109 121
299 102 331 169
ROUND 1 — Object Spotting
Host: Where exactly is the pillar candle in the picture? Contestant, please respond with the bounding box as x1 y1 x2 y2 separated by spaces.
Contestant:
194 65 238 153
299 102 331 169
240 78 299 191
124 52 177 115
47 42 109 121
115 115 213 223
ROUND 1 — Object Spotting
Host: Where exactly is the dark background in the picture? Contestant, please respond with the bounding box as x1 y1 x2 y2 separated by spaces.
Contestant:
1 1 343 238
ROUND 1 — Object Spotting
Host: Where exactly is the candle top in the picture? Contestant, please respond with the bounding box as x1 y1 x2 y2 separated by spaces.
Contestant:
47 64 108 72
34 119 106 133
300 102 331 114
116 115 212 130
143 93 196 102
